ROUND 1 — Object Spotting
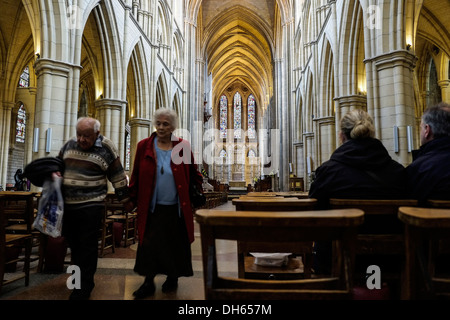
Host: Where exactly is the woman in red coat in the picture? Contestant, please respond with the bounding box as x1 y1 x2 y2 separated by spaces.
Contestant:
125 108 203 299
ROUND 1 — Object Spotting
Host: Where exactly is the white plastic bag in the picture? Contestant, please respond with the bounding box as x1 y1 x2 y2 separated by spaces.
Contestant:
251 252 291 267
33 174 64 238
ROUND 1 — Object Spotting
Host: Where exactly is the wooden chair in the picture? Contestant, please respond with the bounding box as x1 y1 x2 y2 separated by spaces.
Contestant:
398 206 450 299
0 191 37 235
0 192 43 270
99 200 115 257
104 193 136 247
0 195 33 294
329 198 418 298
232 198 317 280
195 208 364 300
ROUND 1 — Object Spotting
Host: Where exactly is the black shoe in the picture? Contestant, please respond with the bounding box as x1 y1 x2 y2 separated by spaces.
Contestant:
69 289 91 300
133 281 155 299
162 277 178 293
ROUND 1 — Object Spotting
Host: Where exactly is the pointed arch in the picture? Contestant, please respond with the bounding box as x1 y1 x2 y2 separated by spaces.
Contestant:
318 38 335 117
337 0 365 96
155 71 170 112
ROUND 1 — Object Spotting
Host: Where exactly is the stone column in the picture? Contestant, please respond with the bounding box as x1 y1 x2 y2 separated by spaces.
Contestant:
128 117 152 172
33 59 74 158
0 103 13 186
369 50 417 165
438 79 450 103
94 98 128 159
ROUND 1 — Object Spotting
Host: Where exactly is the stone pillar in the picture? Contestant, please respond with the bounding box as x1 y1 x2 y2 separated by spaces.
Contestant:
128 117 151 173
369 50 417 165
33 59 74 158
438 79 450 103
0 103 13 187
94 98 128 159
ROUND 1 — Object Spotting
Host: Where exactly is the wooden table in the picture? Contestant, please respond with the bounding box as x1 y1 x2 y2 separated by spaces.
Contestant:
398 206 450 299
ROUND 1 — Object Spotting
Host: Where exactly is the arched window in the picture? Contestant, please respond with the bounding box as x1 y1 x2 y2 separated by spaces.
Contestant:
18 66 30 88
220 95 228 138
248 149 256 158
16 104 26 143
219 149 227 158
248 94 256 139
234 92 242 139
125 122 131 171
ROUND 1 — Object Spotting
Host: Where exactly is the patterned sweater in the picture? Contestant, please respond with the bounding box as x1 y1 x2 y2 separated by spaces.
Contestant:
58 135 129 206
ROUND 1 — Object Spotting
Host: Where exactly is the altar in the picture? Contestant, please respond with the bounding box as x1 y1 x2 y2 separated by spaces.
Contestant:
228 180 247 196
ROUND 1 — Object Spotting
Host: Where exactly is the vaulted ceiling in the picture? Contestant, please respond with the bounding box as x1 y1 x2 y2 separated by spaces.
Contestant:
199 0 278 114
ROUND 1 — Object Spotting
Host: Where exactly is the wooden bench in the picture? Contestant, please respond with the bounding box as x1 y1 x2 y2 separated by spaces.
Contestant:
232 197 317 211
399 206 450 299
329 199 418 290
329 199 418 254
195 208 364 300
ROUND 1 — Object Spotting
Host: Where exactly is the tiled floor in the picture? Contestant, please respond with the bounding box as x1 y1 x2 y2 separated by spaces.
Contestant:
0 201 238 300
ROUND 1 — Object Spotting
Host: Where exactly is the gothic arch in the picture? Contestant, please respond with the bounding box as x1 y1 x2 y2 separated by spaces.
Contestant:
126 41 151 120
155 71 169 112
157 0 171 47
172 89 182 128
337 0 365 97
318 37 335 118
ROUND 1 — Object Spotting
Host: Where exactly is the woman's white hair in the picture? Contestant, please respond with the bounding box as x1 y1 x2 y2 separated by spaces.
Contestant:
153 108 178 129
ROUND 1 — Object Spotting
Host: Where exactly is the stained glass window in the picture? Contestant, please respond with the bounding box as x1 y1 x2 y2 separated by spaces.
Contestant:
248 94 256 139
219 149 227 158
125 122 131 171
234 92 241 139
220 95 228 139
16 104 26 143
18 66 30 88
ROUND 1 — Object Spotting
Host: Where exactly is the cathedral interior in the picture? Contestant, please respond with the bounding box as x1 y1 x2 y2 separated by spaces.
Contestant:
0 0 449 192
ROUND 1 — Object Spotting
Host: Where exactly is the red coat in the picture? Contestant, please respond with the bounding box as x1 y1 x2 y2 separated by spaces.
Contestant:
128 132 203 244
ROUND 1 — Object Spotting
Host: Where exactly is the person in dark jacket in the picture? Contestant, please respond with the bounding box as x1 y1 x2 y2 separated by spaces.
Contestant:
309 109 408 206
406 102 450 206
309 109 407 275
124 108 203 299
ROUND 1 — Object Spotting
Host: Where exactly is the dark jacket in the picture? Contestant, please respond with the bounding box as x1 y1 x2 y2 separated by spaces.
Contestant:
309 138 407 209
128 132 203 245
406 136 450 206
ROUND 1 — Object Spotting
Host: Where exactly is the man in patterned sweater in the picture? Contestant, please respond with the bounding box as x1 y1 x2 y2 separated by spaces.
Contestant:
58 117 129 300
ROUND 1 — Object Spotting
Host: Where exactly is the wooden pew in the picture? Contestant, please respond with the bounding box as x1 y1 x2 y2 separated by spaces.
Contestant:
232 197 317 279
329 199 418 296
399 206 450 299
232 197 317 211
195 208 364 300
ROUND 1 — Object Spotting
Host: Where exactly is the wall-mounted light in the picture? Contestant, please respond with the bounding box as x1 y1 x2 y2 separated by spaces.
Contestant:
406 44 412 51
393 126 399 153
45 128 52 153
33 128 39 152
407 126 413 152
35 52 40 59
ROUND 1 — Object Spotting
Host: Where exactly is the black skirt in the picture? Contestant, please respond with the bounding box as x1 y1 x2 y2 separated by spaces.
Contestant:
134 204 193 278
